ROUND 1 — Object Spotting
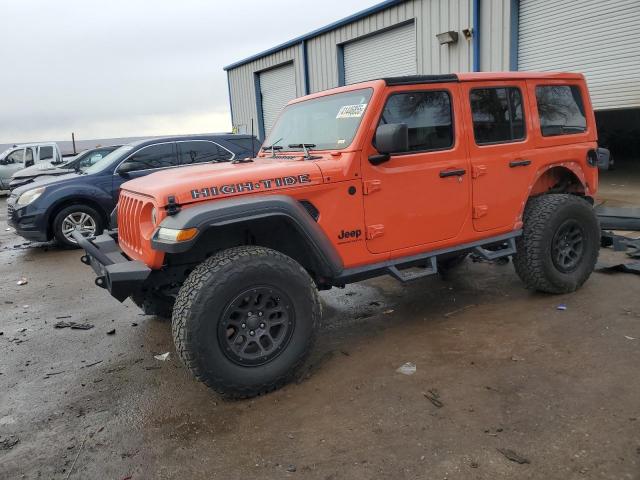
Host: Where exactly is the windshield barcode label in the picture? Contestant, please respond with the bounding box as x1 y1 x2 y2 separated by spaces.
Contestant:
336 104 367 119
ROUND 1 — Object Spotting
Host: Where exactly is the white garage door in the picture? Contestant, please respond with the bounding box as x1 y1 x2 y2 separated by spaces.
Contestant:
519 0 640 110
260 63 297 136
344 22 417 85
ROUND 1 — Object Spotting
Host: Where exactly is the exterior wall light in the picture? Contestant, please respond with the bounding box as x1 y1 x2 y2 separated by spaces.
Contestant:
436 31 459 45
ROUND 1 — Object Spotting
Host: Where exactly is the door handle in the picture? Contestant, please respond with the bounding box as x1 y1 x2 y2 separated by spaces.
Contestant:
509 159 532 168
439 168 466 178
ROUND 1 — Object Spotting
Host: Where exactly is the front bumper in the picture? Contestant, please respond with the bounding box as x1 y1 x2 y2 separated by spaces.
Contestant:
6 196 49 242
72 231 151 302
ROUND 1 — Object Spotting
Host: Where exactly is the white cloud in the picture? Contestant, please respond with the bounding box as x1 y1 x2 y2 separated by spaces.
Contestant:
0 0 376 143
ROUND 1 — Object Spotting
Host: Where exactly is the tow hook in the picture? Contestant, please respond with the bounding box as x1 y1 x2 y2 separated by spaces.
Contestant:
80 255 91 265
95 276 107 288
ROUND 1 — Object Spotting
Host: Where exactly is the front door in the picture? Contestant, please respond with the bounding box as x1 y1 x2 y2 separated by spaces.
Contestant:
0 148 25 187
361 85 470 254
112 142 178 202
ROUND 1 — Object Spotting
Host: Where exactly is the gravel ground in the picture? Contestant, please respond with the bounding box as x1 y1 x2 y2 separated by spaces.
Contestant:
1 171 639 479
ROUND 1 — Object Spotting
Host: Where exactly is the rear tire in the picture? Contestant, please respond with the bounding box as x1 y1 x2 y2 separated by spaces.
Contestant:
52 205 103 248
172 246 320 399
513 194 599 293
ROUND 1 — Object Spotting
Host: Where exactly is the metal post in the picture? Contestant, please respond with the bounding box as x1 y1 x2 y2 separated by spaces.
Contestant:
71 132 77 155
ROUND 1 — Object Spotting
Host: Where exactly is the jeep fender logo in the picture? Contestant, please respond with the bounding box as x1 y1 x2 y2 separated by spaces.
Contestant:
337 229 362 242
191 174 311 200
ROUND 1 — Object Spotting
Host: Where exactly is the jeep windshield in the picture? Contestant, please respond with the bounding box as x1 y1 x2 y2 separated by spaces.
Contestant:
264 88 373 153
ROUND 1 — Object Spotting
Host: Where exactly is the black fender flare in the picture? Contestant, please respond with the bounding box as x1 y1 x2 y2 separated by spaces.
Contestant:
151 195 343 278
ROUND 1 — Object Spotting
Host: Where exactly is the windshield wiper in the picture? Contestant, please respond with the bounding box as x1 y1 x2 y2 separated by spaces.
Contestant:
262 137 284 157
288 143 317 160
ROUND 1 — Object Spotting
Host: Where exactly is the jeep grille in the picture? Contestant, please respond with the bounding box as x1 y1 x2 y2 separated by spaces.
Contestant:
118 192 145 256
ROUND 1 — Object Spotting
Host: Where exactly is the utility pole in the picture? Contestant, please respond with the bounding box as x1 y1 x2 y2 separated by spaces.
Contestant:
71 132 77 155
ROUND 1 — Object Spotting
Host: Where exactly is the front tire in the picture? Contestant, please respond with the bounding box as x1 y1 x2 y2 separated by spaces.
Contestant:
172 246 320 399
513 194 599 294
52 205 103 248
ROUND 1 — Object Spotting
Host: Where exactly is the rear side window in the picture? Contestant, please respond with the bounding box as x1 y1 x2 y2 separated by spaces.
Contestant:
120 143 177 172
39 146 53 161
471 87 524 144
535 85 586 136
178 141 233 165
378 91 453 152
226 137 257 154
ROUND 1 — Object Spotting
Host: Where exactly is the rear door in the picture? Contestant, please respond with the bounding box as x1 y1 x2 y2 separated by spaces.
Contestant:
37 145 55 166
361 84 470 254
461 80 537 232
112 142 178 201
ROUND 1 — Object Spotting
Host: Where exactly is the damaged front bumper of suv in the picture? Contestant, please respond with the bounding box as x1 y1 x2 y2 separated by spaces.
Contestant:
72 231 151 302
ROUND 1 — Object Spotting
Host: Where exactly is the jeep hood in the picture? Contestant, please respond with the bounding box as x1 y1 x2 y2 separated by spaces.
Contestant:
121 158 324 207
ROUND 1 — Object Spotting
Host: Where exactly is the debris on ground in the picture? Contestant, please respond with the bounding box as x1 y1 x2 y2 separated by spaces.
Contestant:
598 230 640 275
286 464 297 472
596 261 640 275
383 309 394 314
396 362 416 375
0 435 19 450
106 329 116 335
556 304 567 311
423 389 444 408
154 352 170 361
625 336 636 340
55 315 72 320
511 355 525 362
54 321 94 330
497 448 530 464
16 277 28 285
596 206 640 231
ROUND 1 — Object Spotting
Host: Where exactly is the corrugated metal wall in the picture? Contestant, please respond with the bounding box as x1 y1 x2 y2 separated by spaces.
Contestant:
518 0 640 110
227 0 512 136
480 0 511 71
227 45 305 135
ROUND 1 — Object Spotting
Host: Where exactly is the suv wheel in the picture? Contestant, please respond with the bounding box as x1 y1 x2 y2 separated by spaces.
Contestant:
53 205 103 248
513 194 599 294
172 246 320 399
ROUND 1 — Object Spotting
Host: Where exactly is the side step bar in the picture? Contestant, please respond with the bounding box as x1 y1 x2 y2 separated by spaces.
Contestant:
333 230 521 285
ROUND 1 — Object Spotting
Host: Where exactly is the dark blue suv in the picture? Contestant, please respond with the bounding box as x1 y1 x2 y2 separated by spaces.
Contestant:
7 134 260 247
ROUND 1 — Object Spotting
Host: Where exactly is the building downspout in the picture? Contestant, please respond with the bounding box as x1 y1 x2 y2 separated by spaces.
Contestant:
473 0 481 72
301 40 310 95
509 0 520 71
226 70 235 132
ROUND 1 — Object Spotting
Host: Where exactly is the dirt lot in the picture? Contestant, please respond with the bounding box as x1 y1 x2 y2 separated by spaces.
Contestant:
1 172 639 479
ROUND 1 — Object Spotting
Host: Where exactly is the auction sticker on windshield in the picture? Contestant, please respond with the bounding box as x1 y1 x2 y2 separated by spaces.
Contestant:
336 104 367 119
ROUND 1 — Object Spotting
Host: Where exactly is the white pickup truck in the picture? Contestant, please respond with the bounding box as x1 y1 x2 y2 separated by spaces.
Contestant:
0 143 63 190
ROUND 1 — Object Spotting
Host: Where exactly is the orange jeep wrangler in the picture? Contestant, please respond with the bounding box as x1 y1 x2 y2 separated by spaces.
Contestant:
75 72 602 398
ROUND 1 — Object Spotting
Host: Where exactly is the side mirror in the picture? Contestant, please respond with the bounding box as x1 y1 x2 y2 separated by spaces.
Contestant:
369 123 408 165
117 162 137 176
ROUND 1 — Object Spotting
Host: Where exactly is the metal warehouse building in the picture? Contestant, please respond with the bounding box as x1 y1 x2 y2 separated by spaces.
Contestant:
225 0 640 156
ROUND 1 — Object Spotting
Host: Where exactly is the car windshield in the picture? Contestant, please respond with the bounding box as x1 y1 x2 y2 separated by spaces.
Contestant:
83 145 134 174
264 88 373 153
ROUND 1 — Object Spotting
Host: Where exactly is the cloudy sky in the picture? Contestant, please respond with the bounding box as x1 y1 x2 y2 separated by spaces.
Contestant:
0 0 376 144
